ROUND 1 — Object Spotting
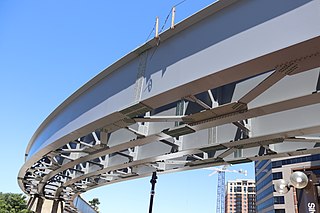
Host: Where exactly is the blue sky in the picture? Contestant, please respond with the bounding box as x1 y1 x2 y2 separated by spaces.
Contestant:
0 1 254 212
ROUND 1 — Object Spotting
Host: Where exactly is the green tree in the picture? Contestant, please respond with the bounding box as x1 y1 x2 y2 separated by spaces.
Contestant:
0 192 31 213
89 198 100 212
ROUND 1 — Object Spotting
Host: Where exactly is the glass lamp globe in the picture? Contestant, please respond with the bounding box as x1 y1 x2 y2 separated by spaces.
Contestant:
290 171 308 189
274 179 289 194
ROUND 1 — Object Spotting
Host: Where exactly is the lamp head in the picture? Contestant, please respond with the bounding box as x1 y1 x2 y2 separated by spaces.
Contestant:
290 171 308 189
274 179 290 194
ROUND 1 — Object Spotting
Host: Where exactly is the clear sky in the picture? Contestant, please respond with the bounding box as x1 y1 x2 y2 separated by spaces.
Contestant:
0 1 255 212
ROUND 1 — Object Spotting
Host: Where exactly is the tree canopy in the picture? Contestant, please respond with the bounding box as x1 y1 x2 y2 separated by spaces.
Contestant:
0 192 31 213
89 198 100 212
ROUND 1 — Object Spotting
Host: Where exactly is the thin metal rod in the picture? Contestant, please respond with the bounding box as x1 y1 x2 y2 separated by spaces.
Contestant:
155 17 159 38
171 7 176 29
148 172 158 213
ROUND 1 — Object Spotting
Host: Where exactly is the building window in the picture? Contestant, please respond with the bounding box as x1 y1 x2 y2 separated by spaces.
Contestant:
275 209 285 213
272 172 283 180
272 154 320 169
272 161 282 168
248 187 255 192
274 196 285 204
234 186 242 192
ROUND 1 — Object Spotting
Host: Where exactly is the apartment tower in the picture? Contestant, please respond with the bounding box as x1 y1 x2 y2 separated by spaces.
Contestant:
225 179 256 213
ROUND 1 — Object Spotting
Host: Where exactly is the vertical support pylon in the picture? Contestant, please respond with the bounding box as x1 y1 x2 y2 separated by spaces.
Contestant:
35 197 44 213
27 195 64 213
51 200 59 213
60 200 64 213
27 196 36 210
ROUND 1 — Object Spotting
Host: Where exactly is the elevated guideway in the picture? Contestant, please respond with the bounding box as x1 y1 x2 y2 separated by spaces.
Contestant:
18 0 320 212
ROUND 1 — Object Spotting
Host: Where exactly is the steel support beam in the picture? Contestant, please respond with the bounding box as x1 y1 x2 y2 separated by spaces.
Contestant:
18 0 320 212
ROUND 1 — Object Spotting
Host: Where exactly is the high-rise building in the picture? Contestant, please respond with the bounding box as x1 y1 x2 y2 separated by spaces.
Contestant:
255 154 320 213
225 179 256 213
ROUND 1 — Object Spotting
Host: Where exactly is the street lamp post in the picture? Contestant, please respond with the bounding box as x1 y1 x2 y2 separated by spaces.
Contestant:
274 171 320 213
296 172 320 213
148 172 158 213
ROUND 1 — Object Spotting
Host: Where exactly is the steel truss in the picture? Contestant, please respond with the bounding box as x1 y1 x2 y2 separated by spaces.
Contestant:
17 0 320 211
21 61 320 211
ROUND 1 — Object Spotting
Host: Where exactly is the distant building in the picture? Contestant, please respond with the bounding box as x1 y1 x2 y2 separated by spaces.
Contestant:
225 179 256 213
255 154 320 213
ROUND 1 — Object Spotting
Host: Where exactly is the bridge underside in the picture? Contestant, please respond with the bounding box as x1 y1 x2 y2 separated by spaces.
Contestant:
18 0 320 212
23 62 320 211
